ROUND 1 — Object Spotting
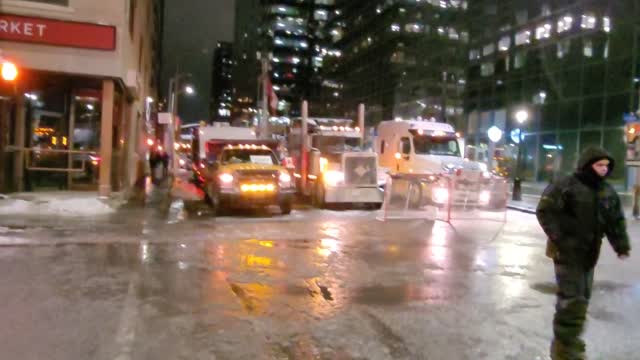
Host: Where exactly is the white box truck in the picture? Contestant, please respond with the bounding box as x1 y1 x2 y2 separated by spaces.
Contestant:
375 119 504 207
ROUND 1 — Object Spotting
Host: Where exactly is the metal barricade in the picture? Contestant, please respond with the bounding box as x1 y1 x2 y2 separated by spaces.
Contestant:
378 173 508 224
377 173 450 222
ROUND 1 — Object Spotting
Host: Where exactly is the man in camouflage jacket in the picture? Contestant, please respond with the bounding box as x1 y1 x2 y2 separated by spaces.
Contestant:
536 146 630 360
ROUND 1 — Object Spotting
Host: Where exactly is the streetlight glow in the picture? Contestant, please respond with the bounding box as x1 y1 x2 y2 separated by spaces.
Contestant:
488 126 503 143
515 109 529 124
185 85 195 95
1 61 18 81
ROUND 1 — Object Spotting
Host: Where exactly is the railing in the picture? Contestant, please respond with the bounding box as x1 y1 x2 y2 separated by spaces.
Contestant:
4 146 99 173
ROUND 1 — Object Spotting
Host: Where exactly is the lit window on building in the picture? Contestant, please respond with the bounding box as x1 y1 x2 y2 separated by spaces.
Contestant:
557 39 571 58
448 28 459 40
581 14 596 29
533 91 547 105
405 23 424 33
390 51 405 64
391 23 401 32
516 10 528 25
499 36 511 51
481 62 495 76
460 31 469 42
536 23 552 40
557 15 574 33
603 16 611 32
514 51 526 69
483 43 495 56
515 30 531 45
583 39 593 57
469 49 480 60
541 4 551 17
314 9 329 21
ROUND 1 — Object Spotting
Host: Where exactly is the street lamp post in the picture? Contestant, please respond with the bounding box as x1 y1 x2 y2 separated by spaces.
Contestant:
512 109 529 201
167 74 194 177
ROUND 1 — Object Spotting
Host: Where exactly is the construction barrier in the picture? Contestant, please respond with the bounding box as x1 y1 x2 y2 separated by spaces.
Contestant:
378 172 508 224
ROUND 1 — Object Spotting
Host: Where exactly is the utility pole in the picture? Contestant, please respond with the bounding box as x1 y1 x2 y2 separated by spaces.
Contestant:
260 57 270 140
630 24 640 219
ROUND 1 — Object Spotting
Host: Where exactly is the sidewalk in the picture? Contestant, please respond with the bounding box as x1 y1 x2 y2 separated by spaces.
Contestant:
508 184 635 216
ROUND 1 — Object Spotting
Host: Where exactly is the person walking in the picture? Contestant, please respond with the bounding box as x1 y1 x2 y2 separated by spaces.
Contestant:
536 146 631 360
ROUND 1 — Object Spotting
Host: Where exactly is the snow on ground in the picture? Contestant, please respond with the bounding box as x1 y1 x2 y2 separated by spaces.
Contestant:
0 193 114 217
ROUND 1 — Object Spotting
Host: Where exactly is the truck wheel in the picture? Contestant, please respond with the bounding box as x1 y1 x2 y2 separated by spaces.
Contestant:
206 184 220 217
314 181 326 209
279 200 292 215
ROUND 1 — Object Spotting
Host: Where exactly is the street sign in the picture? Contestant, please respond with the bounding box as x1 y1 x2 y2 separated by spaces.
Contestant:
158 112 172 124
624 112 639 123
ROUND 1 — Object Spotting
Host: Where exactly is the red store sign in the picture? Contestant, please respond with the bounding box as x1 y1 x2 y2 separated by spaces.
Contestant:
0 13 116 51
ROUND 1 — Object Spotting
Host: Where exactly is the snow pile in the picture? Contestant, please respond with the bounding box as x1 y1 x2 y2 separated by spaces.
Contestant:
0 199 32 215
0 196 114 217
43 197 114 216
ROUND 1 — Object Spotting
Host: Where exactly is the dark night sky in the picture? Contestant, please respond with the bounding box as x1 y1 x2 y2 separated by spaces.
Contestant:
161 0 235 123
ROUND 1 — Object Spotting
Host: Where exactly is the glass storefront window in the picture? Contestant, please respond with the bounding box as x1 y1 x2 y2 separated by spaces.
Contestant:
604 93 631 126
579 130 602 150
521 133 537 180
70 94 102 187
538 133 559 182
557 100 580 130
602 128 625 182
557 132 578 175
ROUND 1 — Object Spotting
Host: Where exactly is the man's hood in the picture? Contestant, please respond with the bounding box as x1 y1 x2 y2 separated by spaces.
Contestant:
576 146 615 175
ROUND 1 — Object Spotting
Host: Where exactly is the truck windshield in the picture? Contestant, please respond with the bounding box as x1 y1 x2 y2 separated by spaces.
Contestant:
312 136 361 153
221 149 278 165
413 135 460 157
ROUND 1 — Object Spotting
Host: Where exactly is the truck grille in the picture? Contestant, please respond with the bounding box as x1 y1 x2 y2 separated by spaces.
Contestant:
236 170 278 183
344 156 377 185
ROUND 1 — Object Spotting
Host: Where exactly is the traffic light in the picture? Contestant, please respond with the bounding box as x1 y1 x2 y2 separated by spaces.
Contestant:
1 61 18 81
626 122 640 144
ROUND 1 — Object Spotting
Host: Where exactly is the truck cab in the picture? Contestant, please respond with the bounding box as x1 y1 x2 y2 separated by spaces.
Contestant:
376 119 500 207
192 124 294 215
376 119 484 175
288 117 383 208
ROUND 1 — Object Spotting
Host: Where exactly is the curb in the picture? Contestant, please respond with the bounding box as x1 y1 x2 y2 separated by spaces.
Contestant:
507 205 537 214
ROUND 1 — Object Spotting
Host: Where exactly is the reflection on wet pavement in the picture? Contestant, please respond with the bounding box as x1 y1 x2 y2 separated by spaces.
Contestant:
1 206 639 359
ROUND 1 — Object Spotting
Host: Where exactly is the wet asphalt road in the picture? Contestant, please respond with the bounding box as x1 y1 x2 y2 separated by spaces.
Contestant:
0 197 639 360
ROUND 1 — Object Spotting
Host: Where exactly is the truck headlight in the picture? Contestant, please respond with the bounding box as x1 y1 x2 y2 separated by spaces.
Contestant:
442 164 456 175
432 187 449 204
279 171 292 187
324 171 344 186
479 190 491 205
218 173 234 188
